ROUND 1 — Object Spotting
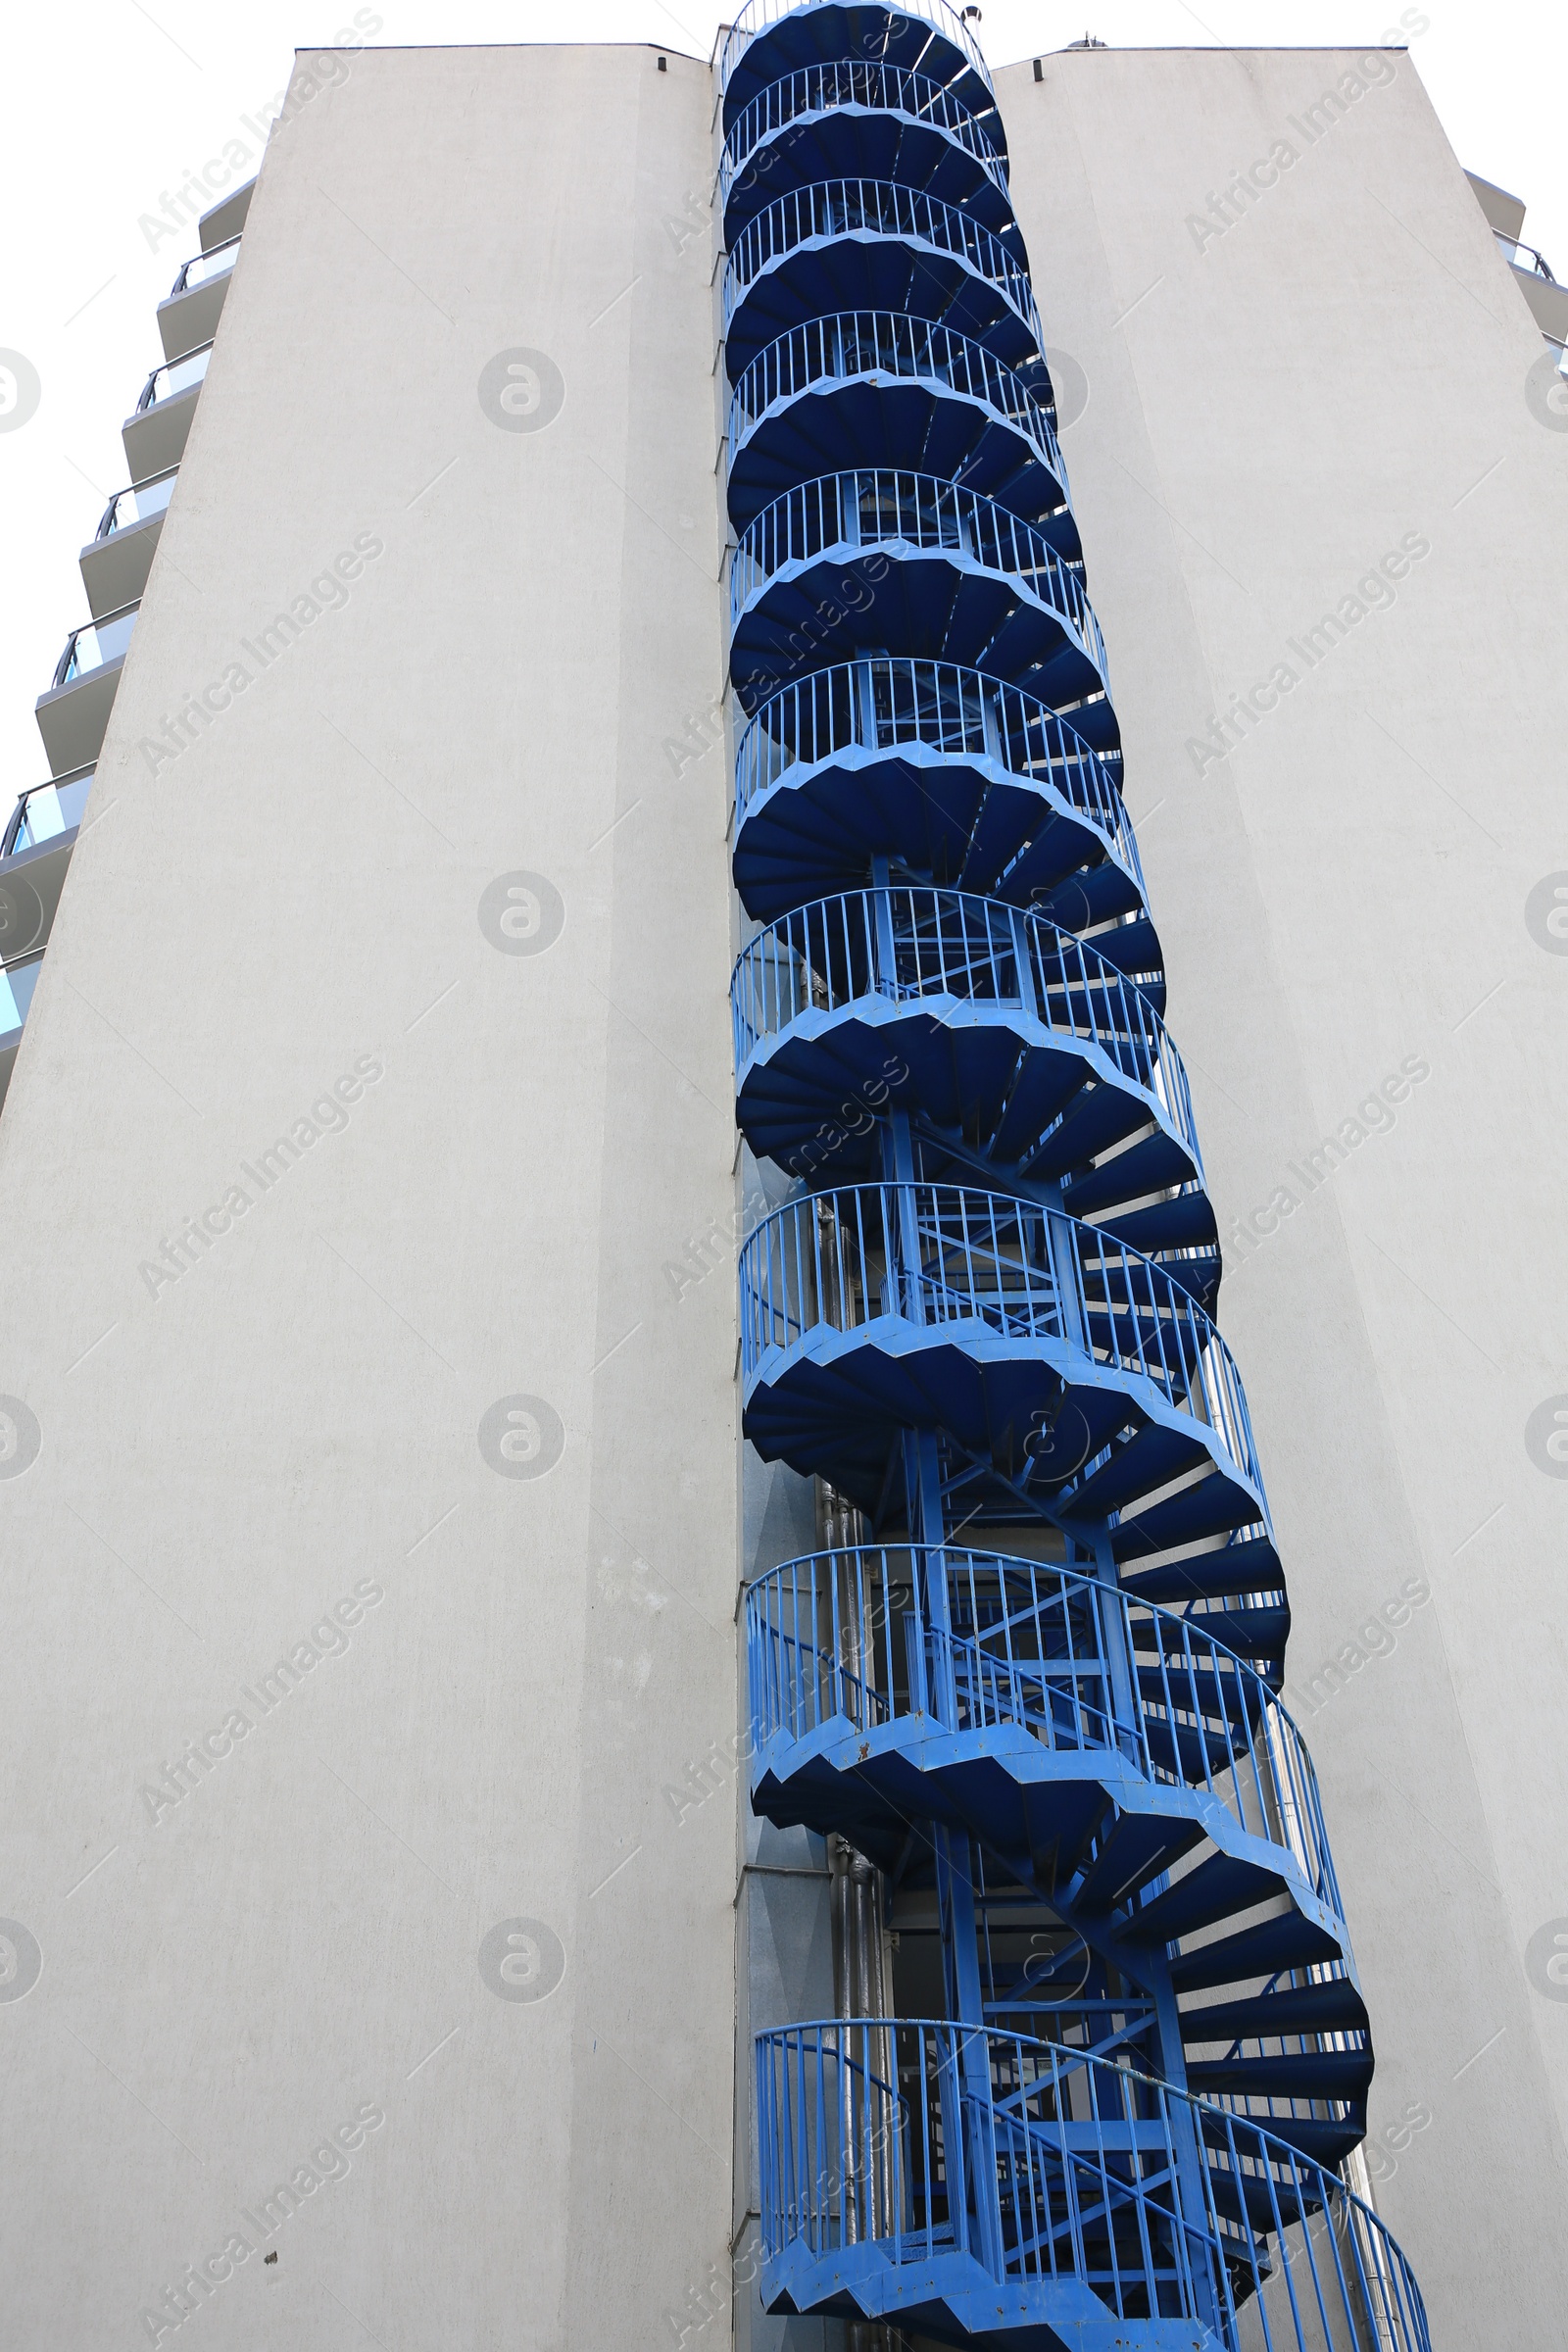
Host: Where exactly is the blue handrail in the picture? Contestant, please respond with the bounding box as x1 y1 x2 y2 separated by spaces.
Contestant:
724 178 1042 351
727 311 1066 497
757 2022 1431 2351
732 656 1137 887
738 1180 1266 1501
731 884 1199 1171
721 57 1009 212
746 1544 1339 1912
719 0 993 99
730 468 1108 684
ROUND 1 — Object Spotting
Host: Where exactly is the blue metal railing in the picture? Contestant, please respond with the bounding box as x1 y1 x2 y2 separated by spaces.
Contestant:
738 1180 1266 1500
746 1544 1338 1911
718 0 993 99
757 2022 1430 2350
733 656 1137 885
727 311 1066 495
723 179 1042 351
720 58 1009 213
731 885 1198 1170
730 468 1107 682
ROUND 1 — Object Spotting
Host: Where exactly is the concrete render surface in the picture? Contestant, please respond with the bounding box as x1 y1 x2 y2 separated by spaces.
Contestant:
1000 40 1568 2344
0 43 736 2352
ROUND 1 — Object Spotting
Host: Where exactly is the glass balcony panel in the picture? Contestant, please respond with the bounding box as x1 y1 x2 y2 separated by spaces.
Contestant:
98 470 178 541
0 954 44 1039
169 235 240 297
9 770 93 852
137 344 212 415
56 607 137 688
1495 226 1557 280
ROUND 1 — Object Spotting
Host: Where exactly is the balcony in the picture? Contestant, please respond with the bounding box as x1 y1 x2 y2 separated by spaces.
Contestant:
732 887 1211 1281
1490 226 1568 343
3 767 93 857
0 952 45 1109
727 313 1070 537
757 2021 1429 2350
729 471 1110 740
739 1180 1269 1566
79 466 177 618
723 178 1042 378
720 57 1013 241
732 659 1145 956
35 606 136 776
157 232 239 361
0 771 79 1037
122 342 210 483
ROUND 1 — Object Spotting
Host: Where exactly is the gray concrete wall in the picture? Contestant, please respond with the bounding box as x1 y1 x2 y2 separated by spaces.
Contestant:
0 42 736 2351
1000 41 1568 2341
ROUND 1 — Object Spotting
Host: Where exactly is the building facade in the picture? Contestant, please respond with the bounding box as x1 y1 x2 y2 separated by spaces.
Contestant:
1 9 1566 2348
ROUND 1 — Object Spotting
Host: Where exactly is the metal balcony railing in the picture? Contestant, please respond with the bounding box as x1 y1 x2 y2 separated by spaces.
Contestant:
731 884 1197 1164
134 342 211 416
93 468 178 543
720 58 1008 214
2 768 94 857
738 1181 1265 1497
1494 227 1556 282
727 311 1065 492
168 233 240 298
746 1544 1337 1912
719 0 993 99
731 469 1106 680
723 179 1041 350
50 604 137 691
757 2022 1431 2351
733 657 1137 881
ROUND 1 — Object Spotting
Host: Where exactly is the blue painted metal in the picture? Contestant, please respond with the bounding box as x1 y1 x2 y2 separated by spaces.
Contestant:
731 888 1213 1287
726 315 1071 537
720 6 1428 2342
756 2022 1428 2349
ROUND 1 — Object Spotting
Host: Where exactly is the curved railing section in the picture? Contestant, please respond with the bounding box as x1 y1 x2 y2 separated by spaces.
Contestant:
727 313 1068 512
732 657 1141 927
168 234 240 297
746 1544 1338 1913
758 2023 1431 2352
729 468 1107 692
720 58 1009 216
731 883 1198 1179
723 179 1042 358
739 1180 1263 1496
719 0 992 101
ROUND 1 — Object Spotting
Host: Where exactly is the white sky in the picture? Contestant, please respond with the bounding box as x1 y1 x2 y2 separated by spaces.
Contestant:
1 0 1562 797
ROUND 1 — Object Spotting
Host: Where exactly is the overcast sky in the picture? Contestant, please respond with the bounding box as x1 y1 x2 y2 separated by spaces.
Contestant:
1 0 1561 796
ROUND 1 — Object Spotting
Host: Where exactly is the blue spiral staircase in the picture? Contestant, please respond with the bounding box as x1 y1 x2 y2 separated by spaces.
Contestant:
720 8 1431 2347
